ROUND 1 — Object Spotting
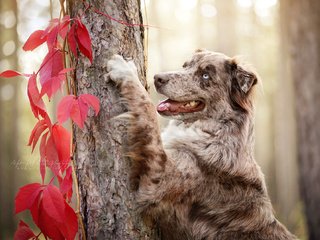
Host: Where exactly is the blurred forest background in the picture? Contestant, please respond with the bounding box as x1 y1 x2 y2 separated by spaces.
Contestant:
1 0 319 239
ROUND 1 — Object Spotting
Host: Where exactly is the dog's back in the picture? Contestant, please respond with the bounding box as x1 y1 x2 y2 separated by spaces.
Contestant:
107 50 297 239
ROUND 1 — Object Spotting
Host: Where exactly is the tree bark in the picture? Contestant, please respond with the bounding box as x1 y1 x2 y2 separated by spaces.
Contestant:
283 0 320 239
68 1 159 239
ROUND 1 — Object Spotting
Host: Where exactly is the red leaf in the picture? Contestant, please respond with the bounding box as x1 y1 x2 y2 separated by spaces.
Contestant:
15 183 43 214
46 25 59 48
60 201 78 240
28 119 48 152
29 193 41 227
60 166 73 201
30 184 78 240
57 94 87 128
76 99 89 129
45 135 60 176
57 94 100 129
79 94 100 116
57 95 75 124
14 220 36 240
40 74 65 99
30 193 65 240
43 111 53 130
27 73 46 119
45 18 59 35
52 124 71 172
67 24 78 57
39 213 65 240
75 19 93 62
40 68 73 99
39 50 64 98
59 16 71 40
0 70 26 78
23 30 47 51
40 132 48 183
42 184 66 222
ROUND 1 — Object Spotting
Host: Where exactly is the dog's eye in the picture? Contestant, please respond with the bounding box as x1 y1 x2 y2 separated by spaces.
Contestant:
202 73 210 80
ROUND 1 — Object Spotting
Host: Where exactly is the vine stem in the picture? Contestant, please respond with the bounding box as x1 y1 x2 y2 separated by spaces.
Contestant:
81 0 162 29
61 3 87 238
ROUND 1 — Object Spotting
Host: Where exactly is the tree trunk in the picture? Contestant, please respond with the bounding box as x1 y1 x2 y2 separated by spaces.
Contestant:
283 0 320 239
68 0 160 239
275 0 299 232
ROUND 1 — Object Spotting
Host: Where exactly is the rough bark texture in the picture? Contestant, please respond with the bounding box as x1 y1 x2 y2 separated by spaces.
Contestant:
68 1 159 239
284 1 320 239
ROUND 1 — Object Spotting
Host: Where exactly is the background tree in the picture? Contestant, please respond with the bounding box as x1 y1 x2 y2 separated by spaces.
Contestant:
0 0 19 238
68 0 160 238
282 0 320 239
275 0 299 230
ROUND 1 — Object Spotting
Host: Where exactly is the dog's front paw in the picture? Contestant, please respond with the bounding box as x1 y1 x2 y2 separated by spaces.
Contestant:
107 54 139 84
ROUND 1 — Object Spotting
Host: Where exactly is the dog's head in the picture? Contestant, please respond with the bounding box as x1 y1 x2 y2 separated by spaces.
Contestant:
154 49 258 121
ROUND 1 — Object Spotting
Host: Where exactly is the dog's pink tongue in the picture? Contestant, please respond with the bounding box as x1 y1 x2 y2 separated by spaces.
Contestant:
157 99 181 114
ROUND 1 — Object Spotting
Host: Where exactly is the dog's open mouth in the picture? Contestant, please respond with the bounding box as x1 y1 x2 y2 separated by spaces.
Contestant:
157 99 205 115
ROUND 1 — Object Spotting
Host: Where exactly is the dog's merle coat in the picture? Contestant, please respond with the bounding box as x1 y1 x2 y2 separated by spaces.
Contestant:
107 50 297 240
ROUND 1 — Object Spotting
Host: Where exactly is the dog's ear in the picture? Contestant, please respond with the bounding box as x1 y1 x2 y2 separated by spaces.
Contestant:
226 59 258 94
228 59 257 94
235 66 257 94
226 59 258 112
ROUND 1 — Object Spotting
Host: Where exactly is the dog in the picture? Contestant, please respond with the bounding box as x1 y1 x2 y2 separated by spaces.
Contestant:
107 49 297 240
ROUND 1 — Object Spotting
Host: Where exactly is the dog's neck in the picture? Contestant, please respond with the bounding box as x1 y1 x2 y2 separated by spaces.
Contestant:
161 109 263 185
164 109 255 150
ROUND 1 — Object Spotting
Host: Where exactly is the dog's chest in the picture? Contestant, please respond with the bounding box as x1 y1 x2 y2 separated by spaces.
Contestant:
160 120 212 170
161 120 206 148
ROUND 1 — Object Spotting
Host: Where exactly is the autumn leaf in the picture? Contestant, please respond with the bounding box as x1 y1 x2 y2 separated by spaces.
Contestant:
44 134 61 176
67 24 78 57
40 68 73 99
44 17 70 49
57 94 100 129
29 117 70 177
40 132 48 183
0 71 45 120
23 30 47 51
15 183 43 214
75 18 93 62
14 220 36 240
59 166 73 202
80 94 100 114
0 70 29 78
15 183 78 240
42 184 66 222
27 73 46 119
39 50 64 99
58 15 71 40
52 124 71 172
28 119 49 152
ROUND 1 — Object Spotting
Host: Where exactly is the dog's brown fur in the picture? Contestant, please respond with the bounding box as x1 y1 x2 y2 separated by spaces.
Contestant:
107 50 297 240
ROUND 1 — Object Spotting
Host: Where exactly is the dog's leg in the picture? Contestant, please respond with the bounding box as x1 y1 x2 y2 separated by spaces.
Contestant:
107 55 167 194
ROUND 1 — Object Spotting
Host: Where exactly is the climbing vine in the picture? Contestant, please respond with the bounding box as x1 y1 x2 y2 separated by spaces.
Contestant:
0 4 98 240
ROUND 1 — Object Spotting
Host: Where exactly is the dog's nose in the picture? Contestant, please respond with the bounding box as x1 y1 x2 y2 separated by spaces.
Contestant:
154 74 169 88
